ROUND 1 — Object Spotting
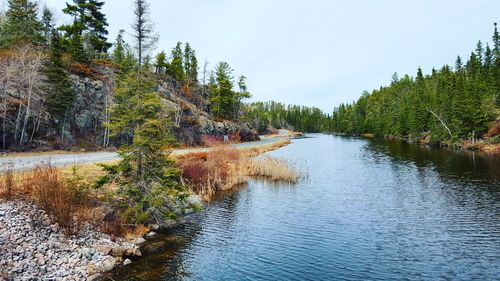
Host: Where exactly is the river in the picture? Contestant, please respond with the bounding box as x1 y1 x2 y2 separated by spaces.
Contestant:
107 134 500 280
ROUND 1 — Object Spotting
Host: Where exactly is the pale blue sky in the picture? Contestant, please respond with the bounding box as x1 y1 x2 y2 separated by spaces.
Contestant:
41 0 500 112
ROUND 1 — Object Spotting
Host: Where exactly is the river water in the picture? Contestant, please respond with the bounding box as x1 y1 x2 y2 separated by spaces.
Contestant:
108 134 500 281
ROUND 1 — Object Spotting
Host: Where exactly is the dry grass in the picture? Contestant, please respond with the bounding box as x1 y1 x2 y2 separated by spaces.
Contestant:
1 165 14 199
125 224 151 241
27 166 81 233
200 132 241 147
0 163 124 236
244 157 299 182
177 143 299 200
0 165 89 234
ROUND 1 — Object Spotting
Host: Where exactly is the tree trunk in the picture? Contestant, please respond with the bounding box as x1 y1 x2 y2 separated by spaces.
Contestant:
427 108 453 139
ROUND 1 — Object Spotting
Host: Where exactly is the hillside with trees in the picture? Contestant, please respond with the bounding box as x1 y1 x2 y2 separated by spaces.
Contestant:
0 0 257 152
330 24 500 147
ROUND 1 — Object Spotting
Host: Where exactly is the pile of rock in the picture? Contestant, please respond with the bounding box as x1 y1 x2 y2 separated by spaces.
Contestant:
0 200 143 281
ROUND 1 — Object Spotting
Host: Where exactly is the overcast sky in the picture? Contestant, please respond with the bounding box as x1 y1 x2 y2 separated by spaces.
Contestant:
41 0 500 112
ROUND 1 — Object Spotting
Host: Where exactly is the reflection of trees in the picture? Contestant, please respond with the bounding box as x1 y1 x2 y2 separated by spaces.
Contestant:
364 138 500 183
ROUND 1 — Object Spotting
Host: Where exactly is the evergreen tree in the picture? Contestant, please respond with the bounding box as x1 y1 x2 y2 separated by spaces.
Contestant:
60 0 88 62
209 62 235 119
60 0 110 61
0 0 43 47
235 75 251 118
113 30 126 65
154 51 167 75
45 30 76 139
98 74 185 223
132 0 158 70
41 6 55 46
112 30 137 80
86 0 111 53
493 23 500 92
183 43 198 83
169 42 185 81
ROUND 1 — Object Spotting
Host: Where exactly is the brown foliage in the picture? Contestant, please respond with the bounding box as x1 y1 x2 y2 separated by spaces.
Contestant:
92 59 119 69
23 165 81 233
486 121 500 137
177 146 298 200
69 63 94 77
0 166 14 199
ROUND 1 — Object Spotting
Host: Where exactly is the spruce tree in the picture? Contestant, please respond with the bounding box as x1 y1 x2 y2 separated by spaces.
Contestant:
132 0 158 70
46 31 76 136
154 51 167 75
1 0 43 47
97 74 185 223
41 6 55 46
60 0 110 61
209 62 235 119
113 30 126 65
86 0 111 53
169 42 185 81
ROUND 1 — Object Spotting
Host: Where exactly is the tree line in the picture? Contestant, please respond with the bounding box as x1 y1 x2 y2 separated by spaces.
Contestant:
330 24 500 144
244 101 331 133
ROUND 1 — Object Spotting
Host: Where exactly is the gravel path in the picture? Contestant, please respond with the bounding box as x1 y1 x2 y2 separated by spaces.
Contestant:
0 134 290 172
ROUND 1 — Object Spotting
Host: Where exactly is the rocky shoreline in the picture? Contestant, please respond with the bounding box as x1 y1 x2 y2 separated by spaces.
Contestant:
0 200 145 281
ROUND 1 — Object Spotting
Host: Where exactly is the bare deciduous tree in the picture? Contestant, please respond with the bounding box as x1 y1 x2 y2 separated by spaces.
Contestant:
0 45 47 150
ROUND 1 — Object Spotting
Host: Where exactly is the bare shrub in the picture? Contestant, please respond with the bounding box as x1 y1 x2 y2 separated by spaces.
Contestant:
24 165 80 233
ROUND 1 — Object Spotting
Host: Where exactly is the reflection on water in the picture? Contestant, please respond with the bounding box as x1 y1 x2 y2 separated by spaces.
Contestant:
107 134 500 281
365 137 500 183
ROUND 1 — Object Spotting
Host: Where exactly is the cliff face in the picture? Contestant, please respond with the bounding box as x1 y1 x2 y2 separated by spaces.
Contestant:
156 78 259 146
31 66 258 150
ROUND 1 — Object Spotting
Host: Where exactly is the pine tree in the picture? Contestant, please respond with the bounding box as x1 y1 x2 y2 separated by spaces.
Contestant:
0 0 43 47
112 30 137 79
45 30 76 141
493 23 500 92
209 62 235 119
60 0 110 61
60 0 89 62
183 43 192 79
113 30 126 65
97 74 184 223
154 51 167 75
41 6 55 46
169 42 185 81
132 0 158 70
86 0 111 53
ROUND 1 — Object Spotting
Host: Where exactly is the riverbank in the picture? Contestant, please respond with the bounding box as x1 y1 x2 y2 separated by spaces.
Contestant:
0 200 145 280
354 133 500 155
0 134 297 280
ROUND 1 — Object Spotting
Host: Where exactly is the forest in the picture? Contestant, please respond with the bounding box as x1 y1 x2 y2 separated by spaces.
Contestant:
243 101 331 133
0 0 253 151
329 24 500 146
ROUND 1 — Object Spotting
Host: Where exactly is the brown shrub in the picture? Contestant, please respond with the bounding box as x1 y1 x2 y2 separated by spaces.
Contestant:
92 59 118 69
24 165 81 233
69 63 94 76
0 166 14 199
486 121 500 138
